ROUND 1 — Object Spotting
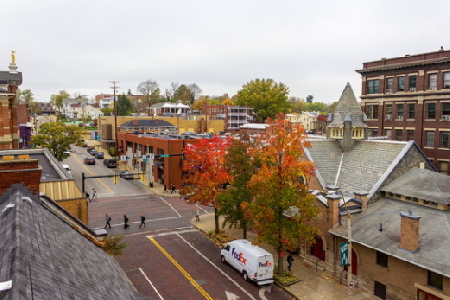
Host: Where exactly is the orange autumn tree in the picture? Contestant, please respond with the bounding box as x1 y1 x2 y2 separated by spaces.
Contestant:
180 135 232 234
242 113 320 276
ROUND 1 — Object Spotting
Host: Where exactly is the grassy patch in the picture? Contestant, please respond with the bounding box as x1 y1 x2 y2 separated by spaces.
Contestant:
207 229 234 243
86 127 98 131
273 264 299 287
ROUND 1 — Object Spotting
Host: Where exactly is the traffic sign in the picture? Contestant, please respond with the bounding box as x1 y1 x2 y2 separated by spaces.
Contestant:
149 153 154 160
142 155 147 159
120 155 127 162
340 242 348 267
160 154 169 158
348 280 354 291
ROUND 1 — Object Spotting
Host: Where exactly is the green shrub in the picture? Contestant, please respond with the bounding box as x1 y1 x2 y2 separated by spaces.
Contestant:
104 234 129 256
108 147 115 157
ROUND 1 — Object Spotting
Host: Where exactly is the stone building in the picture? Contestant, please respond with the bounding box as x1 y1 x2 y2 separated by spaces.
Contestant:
356 48 450 175
298 83 436 294
0 63 22 149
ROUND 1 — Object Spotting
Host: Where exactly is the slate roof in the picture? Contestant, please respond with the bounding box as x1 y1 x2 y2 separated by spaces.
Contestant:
329 197 450 278
0 184 150 300
0 71 22 83
381 167 450 204
119 119 175 128
328 83 367 128
306 140 412 196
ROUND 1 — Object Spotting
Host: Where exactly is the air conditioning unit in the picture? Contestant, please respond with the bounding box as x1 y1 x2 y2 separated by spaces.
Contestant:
386 89 393 93
445 85 450 89
429 86 437 90
385 115 392 121
396 116 403 120
409 87 416 91
442 115 450 120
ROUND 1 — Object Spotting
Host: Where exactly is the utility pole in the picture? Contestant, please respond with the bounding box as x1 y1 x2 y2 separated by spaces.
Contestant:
110 81 120 162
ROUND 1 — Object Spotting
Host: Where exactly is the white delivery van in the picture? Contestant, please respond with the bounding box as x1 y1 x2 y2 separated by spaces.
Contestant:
62 165 72 177
221 239 274 285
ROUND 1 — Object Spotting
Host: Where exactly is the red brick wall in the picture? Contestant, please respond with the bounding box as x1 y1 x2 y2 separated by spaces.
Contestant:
0 160 42 194
17 104 29 124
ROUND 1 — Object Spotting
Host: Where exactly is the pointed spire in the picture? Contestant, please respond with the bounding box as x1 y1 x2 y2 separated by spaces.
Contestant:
346 82 351 88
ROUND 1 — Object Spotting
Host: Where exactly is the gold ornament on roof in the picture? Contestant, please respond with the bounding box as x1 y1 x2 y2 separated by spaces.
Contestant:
11 51 16 64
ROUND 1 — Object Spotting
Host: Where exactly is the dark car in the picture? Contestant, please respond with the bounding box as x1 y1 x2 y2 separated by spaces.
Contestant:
103 159 116 168
120 171 134 179
90 149 98 156
84 157 96 165
82 143 88 147
87 146 95 153
95 152 104 159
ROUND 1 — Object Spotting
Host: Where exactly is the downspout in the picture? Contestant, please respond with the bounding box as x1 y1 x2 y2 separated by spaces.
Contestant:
169 139 172 187
334 235 337 276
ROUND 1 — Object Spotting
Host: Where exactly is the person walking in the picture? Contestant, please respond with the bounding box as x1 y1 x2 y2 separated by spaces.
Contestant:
287 253 294 272
92 188 97 200
139 214 146 228
104 214 111 229
195 209 200 222
164 184 168 192
85 191 91 203
123 215 129 229
171 184 175 194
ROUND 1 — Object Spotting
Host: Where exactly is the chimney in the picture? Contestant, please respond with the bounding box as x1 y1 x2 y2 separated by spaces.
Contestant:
325 185 342 226
399 210 421 253
133 119 138 126
354 191 369 209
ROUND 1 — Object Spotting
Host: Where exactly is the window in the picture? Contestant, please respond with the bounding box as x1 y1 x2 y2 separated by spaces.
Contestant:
408 104 415 119
386 78 393 92
442 103 450 118
157 148 164 155
444 72 450 89
368 79 379 94
427 103 436 119
409 75 417 91
376 251 388 268
148 146 154 154
386 104 392 116
440 132 449 148
407 130 414 141
395 129 402 141
439 161 448 175
374 281 386 300
397 104 403 119
429 73 437 89
426 131 435 147
398 76 405 91
372 129 378 137
428 271 443 290
385 129 392 138
367 105 378 119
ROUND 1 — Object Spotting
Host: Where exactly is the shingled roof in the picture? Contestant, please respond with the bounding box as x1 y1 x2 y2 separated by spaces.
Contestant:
0 71 22 83
328 83 367 128
120 119 175 128
305 140 431 198
0 184 149 300
329 197 450 278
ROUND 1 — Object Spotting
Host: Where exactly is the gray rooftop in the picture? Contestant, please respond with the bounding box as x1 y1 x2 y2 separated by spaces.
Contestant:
306 140 411 196
329 197 450 278
0 184 150 300
0 71 22 83
381 167 450 205
328 83 366 128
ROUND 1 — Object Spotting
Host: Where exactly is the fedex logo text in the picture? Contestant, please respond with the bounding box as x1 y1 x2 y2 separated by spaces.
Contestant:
259 261 272 268
231 248 247 265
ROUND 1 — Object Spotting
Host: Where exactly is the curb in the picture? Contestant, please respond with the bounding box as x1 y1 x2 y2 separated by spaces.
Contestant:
274 280 302 300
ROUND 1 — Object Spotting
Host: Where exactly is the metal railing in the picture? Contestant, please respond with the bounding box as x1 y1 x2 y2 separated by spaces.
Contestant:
340 269 348 286
315 254 326 272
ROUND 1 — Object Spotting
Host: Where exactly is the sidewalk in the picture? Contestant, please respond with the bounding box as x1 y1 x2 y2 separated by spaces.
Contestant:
191 213 376 300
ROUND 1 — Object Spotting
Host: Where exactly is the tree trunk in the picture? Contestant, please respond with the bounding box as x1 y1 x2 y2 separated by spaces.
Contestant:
214 208 220 234
278 248 284 276
243 228 247 239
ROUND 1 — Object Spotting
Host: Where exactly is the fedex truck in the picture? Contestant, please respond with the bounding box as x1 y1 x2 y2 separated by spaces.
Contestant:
221 239 274 285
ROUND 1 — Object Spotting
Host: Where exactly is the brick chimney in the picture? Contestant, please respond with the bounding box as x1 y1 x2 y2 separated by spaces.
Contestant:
0 159 42 195
326 192 341 227
133 119 138 126
354 191 369 209
399 210 421 253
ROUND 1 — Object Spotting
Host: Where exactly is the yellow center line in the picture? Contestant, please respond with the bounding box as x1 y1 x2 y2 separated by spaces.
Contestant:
148 237 213 300
72 153 114 194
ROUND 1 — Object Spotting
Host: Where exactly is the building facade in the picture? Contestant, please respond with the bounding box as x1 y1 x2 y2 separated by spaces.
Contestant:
202 104 254 133
357 48 450 175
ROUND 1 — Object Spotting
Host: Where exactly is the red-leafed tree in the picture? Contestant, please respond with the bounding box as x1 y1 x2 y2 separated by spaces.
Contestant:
242 113 320 276
180 135 232 234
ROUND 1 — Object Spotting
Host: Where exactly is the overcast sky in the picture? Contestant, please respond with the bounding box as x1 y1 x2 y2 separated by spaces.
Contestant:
3 0 450 104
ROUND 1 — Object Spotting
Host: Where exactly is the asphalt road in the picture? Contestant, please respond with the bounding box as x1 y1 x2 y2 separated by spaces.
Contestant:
62 144 151 197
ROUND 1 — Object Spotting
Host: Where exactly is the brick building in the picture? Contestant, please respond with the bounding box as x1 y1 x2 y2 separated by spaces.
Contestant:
117 132 211 189
356 48 450 175
202 104 253 133
0 64 22 149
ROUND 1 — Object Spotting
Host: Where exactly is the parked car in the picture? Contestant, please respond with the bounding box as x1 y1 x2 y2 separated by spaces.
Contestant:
120 171 134 179
95 152 104 159
84 157 95 165
62 164 72 176
90 149 98 156
87 146 95 153
63 150 70 156
103 159 116 168
82 143 88 147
